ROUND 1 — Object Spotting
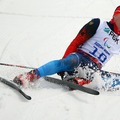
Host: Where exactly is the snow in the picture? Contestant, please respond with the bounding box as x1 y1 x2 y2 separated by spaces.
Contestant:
0 0 120 120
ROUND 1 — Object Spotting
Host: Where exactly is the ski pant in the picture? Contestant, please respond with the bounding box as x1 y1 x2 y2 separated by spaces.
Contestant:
37 52 100 77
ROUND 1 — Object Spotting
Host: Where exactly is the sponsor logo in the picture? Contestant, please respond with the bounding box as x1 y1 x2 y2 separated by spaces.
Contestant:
104 28 119 44
109 31 119 44
104 28 110 33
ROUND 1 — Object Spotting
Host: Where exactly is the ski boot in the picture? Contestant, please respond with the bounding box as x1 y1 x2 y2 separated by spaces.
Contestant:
13 69 40 87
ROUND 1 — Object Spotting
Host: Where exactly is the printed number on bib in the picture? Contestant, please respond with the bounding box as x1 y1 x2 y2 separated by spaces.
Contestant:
89 46 107 63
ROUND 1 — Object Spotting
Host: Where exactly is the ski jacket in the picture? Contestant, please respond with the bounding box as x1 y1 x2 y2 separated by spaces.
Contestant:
62 18 100 58
63 18 120 66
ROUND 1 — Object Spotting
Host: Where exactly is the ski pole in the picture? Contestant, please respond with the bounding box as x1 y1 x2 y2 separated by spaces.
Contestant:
0 63 35 69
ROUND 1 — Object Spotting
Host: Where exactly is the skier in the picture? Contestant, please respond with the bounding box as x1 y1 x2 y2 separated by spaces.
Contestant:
13 6 120 87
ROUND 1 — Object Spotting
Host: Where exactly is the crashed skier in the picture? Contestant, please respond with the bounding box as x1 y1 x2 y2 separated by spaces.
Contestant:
13 6 120 87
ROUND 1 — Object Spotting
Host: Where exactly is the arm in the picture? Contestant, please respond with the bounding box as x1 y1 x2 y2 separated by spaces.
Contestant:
62 18 100 58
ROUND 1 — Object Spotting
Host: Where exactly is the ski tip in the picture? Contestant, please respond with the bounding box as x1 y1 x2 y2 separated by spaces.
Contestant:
89 89 99 95
26 95 32 100
96 91 100 95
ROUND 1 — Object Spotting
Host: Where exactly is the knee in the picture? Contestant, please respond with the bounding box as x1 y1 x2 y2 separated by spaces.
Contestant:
62 54 79 69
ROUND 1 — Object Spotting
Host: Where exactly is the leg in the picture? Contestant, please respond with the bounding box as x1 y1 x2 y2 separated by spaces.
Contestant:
13 53 80 86
38 53 80 77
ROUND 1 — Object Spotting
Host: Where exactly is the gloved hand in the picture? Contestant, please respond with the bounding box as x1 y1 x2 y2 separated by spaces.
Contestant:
57 71 65 80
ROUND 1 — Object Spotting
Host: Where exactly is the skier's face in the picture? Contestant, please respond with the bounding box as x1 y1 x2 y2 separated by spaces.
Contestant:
113 6 120 30
114 14 120 30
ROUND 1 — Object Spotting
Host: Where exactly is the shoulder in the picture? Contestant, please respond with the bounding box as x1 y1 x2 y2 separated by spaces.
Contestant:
91 18 100 23
83 18 100 33
88 18 100 27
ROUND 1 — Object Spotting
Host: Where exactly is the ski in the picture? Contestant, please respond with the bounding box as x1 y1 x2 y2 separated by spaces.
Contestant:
0 77 31 100
44 76 99 95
